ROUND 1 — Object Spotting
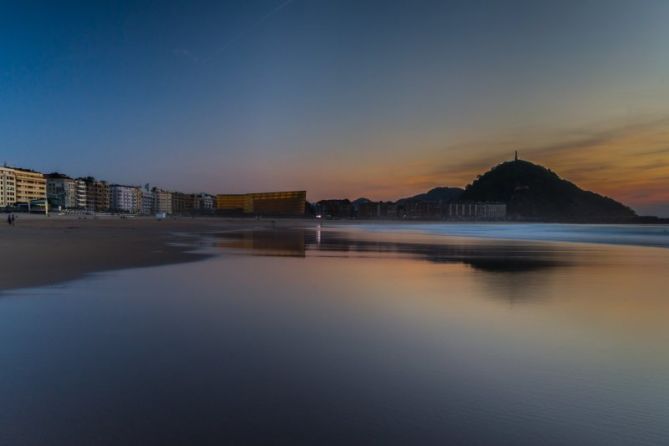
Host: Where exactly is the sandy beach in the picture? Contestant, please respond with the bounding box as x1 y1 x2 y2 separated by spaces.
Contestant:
0 214 285 292
2 216 669 445
0 214 419 293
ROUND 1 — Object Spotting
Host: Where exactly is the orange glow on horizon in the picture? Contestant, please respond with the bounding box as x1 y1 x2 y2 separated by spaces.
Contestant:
305 117 669 215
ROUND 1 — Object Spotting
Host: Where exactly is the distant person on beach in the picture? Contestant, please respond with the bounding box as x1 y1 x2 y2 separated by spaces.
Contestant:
6 214 10 226
11 214 16 226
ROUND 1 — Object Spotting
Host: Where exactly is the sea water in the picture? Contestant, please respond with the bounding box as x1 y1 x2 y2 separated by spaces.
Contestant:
1 224 668 445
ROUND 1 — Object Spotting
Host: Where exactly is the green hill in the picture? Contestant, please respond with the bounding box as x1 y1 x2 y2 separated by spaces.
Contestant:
459 160 637 221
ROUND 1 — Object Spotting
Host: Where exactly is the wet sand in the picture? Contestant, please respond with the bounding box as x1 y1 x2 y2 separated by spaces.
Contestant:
3 215 667 293
0 215 291 292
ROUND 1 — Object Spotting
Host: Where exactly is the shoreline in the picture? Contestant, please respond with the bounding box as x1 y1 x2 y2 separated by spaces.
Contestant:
0 215 277 293
2 215 668 293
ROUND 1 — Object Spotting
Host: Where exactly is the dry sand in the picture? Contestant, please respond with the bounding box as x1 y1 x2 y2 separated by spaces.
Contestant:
0 214 295 292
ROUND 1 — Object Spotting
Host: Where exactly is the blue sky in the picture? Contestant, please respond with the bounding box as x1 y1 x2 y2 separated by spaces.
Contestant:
2 0 669 215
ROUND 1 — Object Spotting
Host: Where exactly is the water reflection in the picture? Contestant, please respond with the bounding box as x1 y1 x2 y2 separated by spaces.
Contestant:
2 226 669 445
215 227 575 273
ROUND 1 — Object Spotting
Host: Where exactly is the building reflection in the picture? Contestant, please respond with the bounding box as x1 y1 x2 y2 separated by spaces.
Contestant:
217 229 306 257
216 228 572 273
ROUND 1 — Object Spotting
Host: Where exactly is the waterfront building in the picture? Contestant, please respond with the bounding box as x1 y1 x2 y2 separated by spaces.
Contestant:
153 188 173 214
250 191 305 215
216 191 306 216
94 180 110 212
141 189 154 215
110 184 141 213
195 193 216 211
75 179 87 209
315 199 353 219
13 168 46 204
133 188 143 214
389 200 507 220
216 194 246 213
396 200 446 219
0 166 16 207
171 192 196 214
28 198 49 213
80 177 111 212
83 177 96 210
357 201 398 219
45 172 77 209
446 202 507 220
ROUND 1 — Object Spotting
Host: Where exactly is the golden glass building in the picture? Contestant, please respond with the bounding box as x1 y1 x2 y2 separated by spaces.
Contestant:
216 191 306 216
216 194 247 212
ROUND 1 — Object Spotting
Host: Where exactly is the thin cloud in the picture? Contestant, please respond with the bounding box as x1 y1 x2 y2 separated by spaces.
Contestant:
391 115 669 214
214 0 296 55
173 47 201 63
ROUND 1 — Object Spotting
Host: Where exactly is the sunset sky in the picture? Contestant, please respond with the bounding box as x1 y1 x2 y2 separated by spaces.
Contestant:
2 0 669 215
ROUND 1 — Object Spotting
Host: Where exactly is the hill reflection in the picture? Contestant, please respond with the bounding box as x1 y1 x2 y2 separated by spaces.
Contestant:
215 228 573 273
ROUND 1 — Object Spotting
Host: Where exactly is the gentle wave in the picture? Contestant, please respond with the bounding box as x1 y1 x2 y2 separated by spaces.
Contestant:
353 223 669 248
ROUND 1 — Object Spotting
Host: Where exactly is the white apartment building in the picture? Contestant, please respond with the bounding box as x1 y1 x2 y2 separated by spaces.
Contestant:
75 179 87 209
110 184 140 213
0 166 17 207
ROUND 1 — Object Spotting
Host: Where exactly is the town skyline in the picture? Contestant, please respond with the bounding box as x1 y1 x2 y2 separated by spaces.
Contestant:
0 154 651 224
3 1 669 216
1 144 663 218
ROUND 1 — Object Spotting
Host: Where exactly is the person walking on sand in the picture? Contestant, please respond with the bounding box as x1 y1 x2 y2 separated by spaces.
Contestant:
6 214 11 226
12 214 16 225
